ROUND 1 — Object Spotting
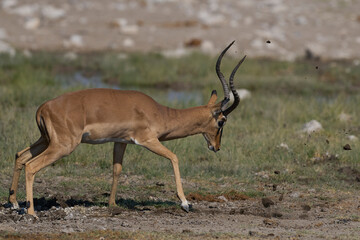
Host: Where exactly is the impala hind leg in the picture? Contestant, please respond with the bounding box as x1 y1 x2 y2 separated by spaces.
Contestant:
139 139 190 212
9 137 48 208
24 143 75 216
109 142 127 206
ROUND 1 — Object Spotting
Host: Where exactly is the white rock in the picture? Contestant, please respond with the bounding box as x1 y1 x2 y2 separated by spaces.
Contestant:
251 38 264 49
162 48 190 58
22 49 32 58
230 89 251 102
0 40 15 56
0 28 8 40
2 0 17 9
64 35 83 48
41 5 66 20
217 196 228 202
10 4 38 17
255 171 269 179
347 135 358 141
198 10 225 26
277 143 290 151
302 120 323 133
120 25 139 35
290 192 300 198
24 17 40 30
117 53 128 59
200 40 215 54
63 51 78 60
338 112 352 122
123 38 134 48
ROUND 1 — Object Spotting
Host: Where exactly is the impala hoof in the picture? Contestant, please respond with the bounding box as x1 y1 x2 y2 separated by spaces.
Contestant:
181 201 191 213
10 202 19 209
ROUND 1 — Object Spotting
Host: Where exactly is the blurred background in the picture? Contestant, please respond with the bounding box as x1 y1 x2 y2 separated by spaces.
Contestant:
0 1 360 237
1 0 360 60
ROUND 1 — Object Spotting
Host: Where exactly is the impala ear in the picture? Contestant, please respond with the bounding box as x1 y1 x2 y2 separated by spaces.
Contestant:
208 90 218 105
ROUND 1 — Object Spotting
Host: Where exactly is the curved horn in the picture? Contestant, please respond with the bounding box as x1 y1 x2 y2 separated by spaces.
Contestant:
222 55 246 116
216 41 235 108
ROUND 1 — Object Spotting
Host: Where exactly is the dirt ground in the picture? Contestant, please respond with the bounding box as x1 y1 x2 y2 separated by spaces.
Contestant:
0 174 359 239
1 0 360 60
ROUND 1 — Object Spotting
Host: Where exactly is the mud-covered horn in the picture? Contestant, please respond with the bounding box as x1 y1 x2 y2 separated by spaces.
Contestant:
216 41 235 109
222 55 246 116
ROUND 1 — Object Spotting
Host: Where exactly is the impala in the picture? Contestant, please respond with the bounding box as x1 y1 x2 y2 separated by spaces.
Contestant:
8 41 246 216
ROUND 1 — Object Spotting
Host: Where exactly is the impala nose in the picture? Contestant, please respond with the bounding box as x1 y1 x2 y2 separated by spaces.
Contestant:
209 146 220 152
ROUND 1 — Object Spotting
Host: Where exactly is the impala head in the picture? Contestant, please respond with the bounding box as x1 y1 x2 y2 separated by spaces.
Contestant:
203 41 246 152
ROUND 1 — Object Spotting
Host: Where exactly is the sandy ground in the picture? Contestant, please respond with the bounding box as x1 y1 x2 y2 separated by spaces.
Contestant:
1 0 360 60
0 174 359 239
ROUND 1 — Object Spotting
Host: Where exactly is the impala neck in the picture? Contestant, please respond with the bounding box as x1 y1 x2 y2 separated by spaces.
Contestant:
159 106 211 141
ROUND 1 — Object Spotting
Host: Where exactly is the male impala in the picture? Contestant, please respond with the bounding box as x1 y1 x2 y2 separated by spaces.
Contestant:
8 41 246 216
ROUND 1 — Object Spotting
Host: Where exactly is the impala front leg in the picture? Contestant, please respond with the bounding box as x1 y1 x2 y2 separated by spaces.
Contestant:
139 138 190 212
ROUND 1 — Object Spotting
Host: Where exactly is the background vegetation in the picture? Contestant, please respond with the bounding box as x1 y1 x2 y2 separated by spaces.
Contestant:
0 52 359 203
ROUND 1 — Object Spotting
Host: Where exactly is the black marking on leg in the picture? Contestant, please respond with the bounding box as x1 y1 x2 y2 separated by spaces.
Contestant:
9 189 14 195
26 201 30 209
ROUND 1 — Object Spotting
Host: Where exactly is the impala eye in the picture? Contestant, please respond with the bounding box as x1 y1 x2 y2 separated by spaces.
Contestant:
218 120 225 128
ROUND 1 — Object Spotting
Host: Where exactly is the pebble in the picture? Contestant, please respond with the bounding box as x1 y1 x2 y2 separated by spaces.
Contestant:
0 28 8 39
0 40 15 56
41 5 66 20
120 25 139 35
64 35 84 48
301 120 323 133
24 17 40 30
123 38 134 48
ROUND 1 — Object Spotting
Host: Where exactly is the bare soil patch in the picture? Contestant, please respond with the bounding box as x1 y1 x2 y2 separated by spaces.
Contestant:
1 176 359 239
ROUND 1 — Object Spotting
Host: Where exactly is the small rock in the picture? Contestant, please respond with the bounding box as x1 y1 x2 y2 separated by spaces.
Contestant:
262 198 274 208
279 194 284 201
290 192 300 198
110 18 128 28
301 120 323 133
338 112 352 122
121 221 131 227
208 202 217 209
64 35 83 48
22 49 32 58
255 171 269 179
236 89 251 100
63 52 78 60
120 25 139 35
41 5 66 20
162 48 189 58
200 40 215 54
197 10 225 26
343 144 351 150
302 204 311 211
263 218 278 226
277 143 289 151
123 38 134 48
155 182 165 187
61 227 75 233
24 17 40 30
2 0 18 9
271 212 283 218
10 4 38 17
347 135 358 141
217 196 228 202
0 28 8 40
0 40 15 56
